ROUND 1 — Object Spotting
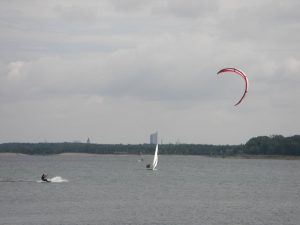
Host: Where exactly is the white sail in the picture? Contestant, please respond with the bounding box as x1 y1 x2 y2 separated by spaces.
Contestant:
146 144 159 170
152 144 158 170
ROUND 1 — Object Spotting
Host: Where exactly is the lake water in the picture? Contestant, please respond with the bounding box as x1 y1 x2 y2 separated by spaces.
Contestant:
0 154 300 225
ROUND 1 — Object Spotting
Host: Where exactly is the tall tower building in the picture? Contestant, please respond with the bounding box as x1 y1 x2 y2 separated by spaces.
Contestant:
150 132 158 144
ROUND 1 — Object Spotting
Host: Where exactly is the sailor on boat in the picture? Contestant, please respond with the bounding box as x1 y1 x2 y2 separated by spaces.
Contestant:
41 173 50 182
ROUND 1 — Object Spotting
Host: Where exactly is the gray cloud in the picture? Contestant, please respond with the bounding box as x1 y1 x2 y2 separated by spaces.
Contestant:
110 0 154 12
0 0 299 144
216 1 300 46
54 4 98 23
158 0 219 18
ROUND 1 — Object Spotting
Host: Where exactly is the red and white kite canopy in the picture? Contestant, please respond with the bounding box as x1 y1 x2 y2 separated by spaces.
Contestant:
217 68 249 106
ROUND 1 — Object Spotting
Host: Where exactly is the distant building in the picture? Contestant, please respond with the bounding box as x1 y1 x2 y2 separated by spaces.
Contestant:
150 132 158 144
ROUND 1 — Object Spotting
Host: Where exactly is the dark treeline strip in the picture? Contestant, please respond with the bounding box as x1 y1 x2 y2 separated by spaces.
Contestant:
0 135 299 156
244 135 300 155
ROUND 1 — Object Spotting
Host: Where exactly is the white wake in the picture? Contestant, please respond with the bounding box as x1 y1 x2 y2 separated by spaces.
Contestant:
37 176 68 183
49 176 68 183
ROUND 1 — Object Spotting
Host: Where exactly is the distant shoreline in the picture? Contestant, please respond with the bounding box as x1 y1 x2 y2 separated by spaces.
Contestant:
1 136 299 156
0 153 26 156
211 154 300 160
1 152 300 160
59 152 100 156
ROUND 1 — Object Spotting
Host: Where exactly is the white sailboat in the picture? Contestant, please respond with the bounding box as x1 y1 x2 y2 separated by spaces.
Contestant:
146 144 158 170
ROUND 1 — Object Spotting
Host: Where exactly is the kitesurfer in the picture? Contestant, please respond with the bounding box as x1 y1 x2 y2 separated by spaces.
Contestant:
41 173 50 182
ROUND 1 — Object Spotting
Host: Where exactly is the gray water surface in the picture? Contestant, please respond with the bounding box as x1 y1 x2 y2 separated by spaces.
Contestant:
0 154 299 225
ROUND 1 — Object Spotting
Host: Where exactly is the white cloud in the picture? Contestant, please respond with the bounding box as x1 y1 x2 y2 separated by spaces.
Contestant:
7 61 26 81
285 57 300 75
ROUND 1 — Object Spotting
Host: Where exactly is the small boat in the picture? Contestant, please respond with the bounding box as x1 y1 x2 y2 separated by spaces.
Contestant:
138 151 144 162
146 144 158 170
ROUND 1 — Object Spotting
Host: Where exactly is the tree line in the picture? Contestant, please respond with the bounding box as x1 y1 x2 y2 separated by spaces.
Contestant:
0 135 299 156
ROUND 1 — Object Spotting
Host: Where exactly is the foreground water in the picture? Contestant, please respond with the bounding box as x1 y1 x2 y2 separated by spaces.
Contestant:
0 154 299 225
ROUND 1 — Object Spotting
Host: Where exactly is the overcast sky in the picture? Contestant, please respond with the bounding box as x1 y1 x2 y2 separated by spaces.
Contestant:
0 0 299 144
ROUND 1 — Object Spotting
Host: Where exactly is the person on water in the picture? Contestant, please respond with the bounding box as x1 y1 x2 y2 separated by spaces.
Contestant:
41 173 50 182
